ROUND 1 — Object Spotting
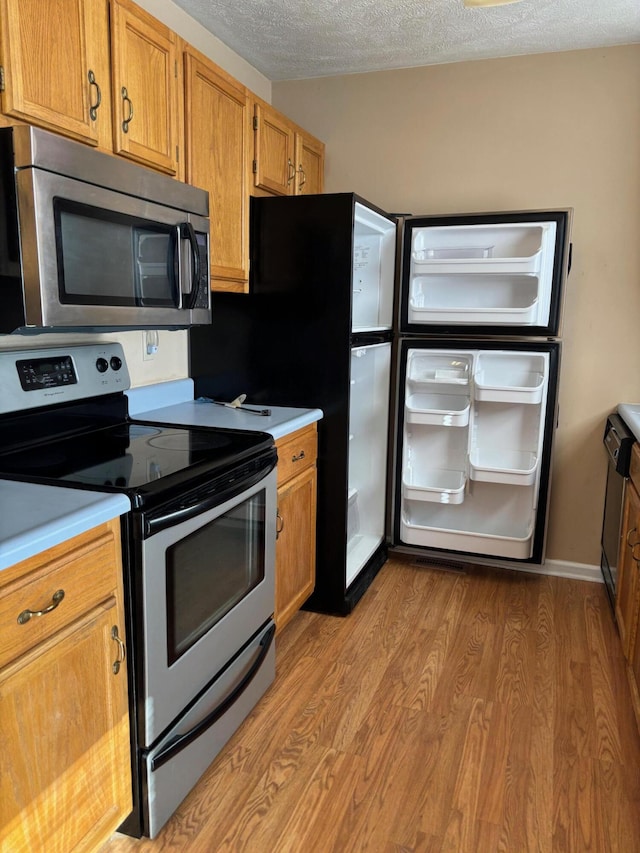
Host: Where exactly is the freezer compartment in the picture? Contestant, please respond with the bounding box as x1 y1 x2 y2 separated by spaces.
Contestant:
401 214 566 334
410 223 549 274
351 203 396 333
474 352 546 403
347 342 391 586
408 274 539 325
400 482 536 559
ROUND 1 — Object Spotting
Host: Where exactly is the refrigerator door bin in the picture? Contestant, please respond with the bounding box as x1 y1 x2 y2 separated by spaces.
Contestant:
407 353 471 385
403 468 466 503
414 246 494 260
352 202 396 333
409 275 539 326
410 223 551 275
406 393 470 426
469 449 538 485
400 482 536 559
473 352 546 403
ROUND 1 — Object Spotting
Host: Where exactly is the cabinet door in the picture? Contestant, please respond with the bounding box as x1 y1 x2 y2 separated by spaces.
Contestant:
616 479 640 657
294 131 324 195
184 50 251 292
0 602 131 853
275 464 317 631
253 102 295 196
0 0 111 147
110 0 179 175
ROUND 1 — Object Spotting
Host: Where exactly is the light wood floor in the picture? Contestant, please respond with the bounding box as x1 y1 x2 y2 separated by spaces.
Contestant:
101 558 640 852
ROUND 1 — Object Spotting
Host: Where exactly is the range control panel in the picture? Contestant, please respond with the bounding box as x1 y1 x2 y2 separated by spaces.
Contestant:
0 343 130 414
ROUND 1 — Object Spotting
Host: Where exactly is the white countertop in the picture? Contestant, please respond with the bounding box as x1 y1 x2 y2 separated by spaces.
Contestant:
0 482 130 572
0 379 321 573
127 379 323 440
618 403 640 442
133 399 323 440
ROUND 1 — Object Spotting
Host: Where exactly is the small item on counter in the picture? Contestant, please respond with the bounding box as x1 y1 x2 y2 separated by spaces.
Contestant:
195 396 272 416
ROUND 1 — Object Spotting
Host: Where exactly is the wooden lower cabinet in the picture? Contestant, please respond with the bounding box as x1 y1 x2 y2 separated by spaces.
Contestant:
617 443 640 732
616 474 640 656
275 424 318 631
0 519 131 853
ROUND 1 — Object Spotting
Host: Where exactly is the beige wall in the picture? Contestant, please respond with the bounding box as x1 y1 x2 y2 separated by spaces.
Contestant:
273 45 640 568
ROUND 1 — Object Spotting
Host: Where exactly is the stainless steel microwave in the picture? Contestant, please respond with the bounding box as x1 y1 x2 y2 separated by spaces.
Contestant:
0 126 211 333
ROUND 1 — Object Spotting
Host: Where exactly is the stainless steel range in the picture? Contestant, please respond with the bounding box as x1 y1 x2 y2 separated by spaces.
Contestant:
0 343 277 838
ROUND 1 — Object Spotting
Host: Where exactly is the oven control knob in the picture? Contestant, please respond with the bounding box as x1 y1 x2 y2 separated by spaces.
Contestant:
96 357 109 373
110 356 123 371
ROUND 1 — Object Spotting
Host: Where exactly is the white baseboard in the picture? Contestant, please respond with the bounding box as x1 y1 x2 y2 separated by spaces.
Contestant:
512 558 603 584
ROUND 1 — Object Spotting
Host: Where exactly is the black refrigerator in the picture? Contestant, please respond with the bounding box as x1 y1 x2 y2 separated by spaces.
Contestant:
190 193 571 615
191 193 396 614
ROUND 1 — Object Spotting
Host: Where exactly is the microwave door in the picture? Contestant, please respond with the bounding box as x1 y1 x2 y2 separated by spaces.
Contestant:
134 227 180 308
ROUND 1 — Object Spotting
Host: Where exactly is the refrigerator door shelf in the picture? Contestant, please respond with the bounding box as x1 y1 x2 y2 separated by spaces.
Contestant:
406 393 470 426
474 372 544 404
411 222 550 268
409 275 539 326
407 353 471 385
403 468 466 504
400 499 535 560
469 449 538 485
410 252 542 276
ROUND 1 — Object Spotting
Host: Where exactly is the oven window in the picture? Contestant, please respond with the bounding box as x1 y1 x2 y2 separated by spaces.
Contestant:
54 198 179 307
166 489 266 665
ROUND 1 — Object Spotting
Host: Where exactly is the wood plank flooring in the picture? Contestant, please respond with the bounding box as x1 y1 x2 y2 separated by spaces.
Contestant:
100 558 640 852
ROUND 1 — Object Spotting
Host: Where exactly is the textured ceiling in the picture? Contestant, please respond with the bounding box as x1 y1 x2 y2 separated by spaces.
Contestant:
173 0 640 81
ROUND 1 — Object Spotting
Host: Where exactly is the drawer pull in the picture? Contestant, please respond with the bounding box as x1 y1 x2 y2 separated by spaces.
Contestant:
628 527 638 547
17 589 65 625
111 625 126 675
292 450 306 463
276 512 284 539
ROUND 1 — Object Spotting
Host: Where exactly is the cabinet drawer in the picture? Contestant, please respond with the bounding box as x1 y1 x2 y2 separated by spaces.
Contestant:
0 523 121 668
631 443 640 492
276 424 317 486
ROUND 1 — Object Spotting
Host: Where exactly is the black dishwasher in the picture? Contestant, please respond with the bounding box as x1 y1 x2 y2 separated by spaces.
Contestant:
601 413 635 610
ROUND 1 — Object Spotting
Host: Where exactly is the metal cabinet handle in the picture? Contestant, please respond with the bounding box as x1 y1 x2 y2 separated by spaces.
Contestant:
628 527 638 547
276 511 284 539
111 625 126 675
297 164 306 192
17 589 65 624
88 69 101 121
287 158 296 185
292 450 306 463
632 543 640 564
121 86 134 133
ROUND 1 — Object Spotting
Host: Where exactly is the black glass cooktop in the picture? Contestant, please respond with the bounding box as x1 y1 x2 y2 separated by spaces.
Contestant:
0 395 272 507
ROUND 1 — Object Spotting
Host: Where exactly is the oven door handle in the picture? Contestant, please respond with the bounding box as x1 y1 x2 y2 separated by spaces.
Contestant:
144 461 275 537
150 622 276 771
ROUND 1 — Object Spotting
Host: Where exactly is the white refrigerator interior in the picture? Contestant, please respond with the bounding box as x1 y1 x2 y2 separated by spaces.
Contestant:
347 342 391 585
400 348 550 559
352 202 396 332
408 221 558 327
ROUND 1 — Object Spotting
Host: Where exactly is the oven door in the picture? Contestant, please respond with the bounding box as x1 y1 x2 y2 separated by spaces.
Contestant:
139 460 276 745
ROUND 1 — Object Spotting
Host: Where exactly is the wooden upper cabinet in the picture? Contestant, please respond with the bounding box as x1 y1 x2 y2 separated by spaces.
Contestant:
110 0 179 175
184 48 251 291
253 102 295 196
0 0 112 147
294 130 324 195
